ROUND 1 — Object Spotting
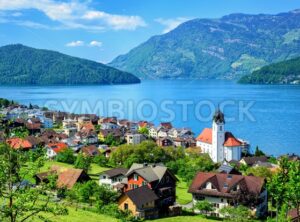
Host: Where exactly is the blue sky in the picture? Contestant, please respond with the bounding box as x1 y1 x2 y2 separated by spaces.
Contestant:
0 0 299 63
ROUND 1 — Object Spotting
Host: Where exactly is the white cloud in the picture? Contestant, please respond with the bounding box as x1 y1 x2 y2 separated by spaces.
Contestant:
65 40 84 47
155 17 190 34
0 0 146 31
89 40 102 47
82 10 146 30
11 12 22 17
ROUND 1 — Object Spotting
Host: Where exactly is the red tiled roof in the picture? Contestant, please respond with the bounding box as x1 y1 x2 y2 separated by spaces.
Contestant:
48 143 68 153
196 129 241 147
160 122 173 129
26 123 41 130
196 128 212 144
224 132 242 147
57 168 84 189
189 172 265 198
7 138 33 150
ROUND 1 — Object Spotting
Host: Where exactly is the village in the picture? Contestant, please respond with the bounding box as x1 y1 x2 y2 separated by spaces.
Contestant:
0 99 299 222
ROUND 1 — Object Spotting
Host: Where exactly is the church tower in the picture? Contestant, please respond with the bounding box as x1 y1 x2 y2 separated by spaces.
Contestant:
212 109 225 162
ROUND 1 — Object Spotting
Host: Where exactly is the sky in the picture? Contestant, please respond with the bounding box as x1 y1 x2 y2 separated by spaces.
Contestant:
0 0 299 64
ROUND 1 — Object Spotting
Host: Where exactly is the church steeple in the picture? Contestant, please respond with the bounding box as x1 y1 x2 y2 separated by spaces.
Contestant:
213 108 225 124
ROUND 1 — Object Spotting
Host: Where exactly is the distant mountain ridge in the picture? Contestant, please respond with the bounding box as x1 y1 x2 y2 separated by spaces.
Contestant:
0 44 140 85
239 56 300 84
110 9 300 80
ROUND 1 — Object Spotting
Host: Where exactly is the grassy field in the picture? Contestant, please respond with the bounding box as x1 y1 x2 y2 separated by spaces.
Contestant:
176 177 192 205
151 215 217 222
32 207 119 222
32 208 216 222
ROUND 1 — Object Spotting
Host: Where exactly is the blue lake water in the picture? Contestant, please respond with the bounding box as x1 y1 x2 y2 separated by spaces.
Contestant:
1 80 300 156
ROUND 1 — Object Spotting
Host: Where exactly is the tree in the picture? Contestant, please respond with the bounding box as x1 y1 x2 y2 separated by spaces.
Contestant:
220 205 252 222
55 148 75 164
93 154 108 167
246 166 273 180
10 127 29 138
74 153 92 172
287 160 300 220
268 157 290 221
138 127 149 136
0 142 67 222
254 146 265 157
194 200 214 216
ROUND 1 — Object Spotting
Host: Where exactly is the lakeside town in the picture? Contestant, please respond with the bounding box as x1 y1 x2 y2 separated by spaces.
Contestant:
0 98 299 222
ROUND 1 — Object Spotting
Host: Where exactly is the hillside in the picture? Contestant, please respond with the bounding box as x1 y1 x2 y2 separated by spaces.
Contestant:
0 44 140 85
110 9 300 80
239 56 300 84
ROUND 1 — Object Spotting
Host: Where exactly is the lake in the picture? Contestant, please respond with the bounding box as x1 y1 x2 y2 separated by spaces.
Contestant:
1 80 300 156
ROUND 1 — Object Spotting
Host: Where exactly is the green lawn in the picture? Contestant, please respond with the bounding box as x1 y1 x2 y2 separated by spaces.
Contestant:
151 215 216 222
32 207 119 222
176 177 192 205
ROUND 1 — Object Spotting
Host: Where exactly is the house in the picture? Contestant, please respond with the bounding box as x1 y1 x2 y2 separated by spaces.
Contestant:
168 128 193 139
138 121 153 129
217 161 242 175
156 137 173 147
160 122 173 130
46 142 68 159
35 166 90 189
118 186 159 219
173 138 187 148
240 156 268 167
196 109 244 163
126 133 146 145
7 137 33 150
62 117 77 129
101 122 119 130
125 163 177 210
41 117 53 128
63 127 77 137
82 145 100 157
99 168 128 188
98 129 122 142
75 131 98 144
157 128 169 138
149 127 159 139
98 117 117 125
189 172 268 218
26 122 41 134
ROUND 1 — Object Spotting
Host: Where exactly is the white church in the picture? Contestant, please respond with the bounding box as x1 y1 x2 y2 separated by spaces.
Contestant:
196 109 243 163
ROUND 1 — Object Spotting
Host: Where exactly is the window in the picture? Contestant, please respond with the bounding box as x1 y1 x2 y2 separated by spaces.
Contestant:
133 174 138 181
166 176 170 183
142 181 147 186
221 199 224 203
223 183 228 189
124 203 128 210
220 126 222 131
103 176 106 179
227 175 232 179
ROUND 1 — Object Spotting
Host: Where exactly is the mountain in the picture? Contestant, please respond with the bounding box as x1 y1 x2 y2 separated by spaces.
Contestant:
0 44 140 85
110 10 300 80
239 56 300 84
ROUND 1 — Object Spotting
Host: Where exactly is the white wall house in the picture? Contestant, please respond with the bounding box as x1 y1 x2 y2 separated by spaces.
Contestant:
189 172 268 218
99 168 128 188
196 110 243 163
126 133 146 145
149 127 158 139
